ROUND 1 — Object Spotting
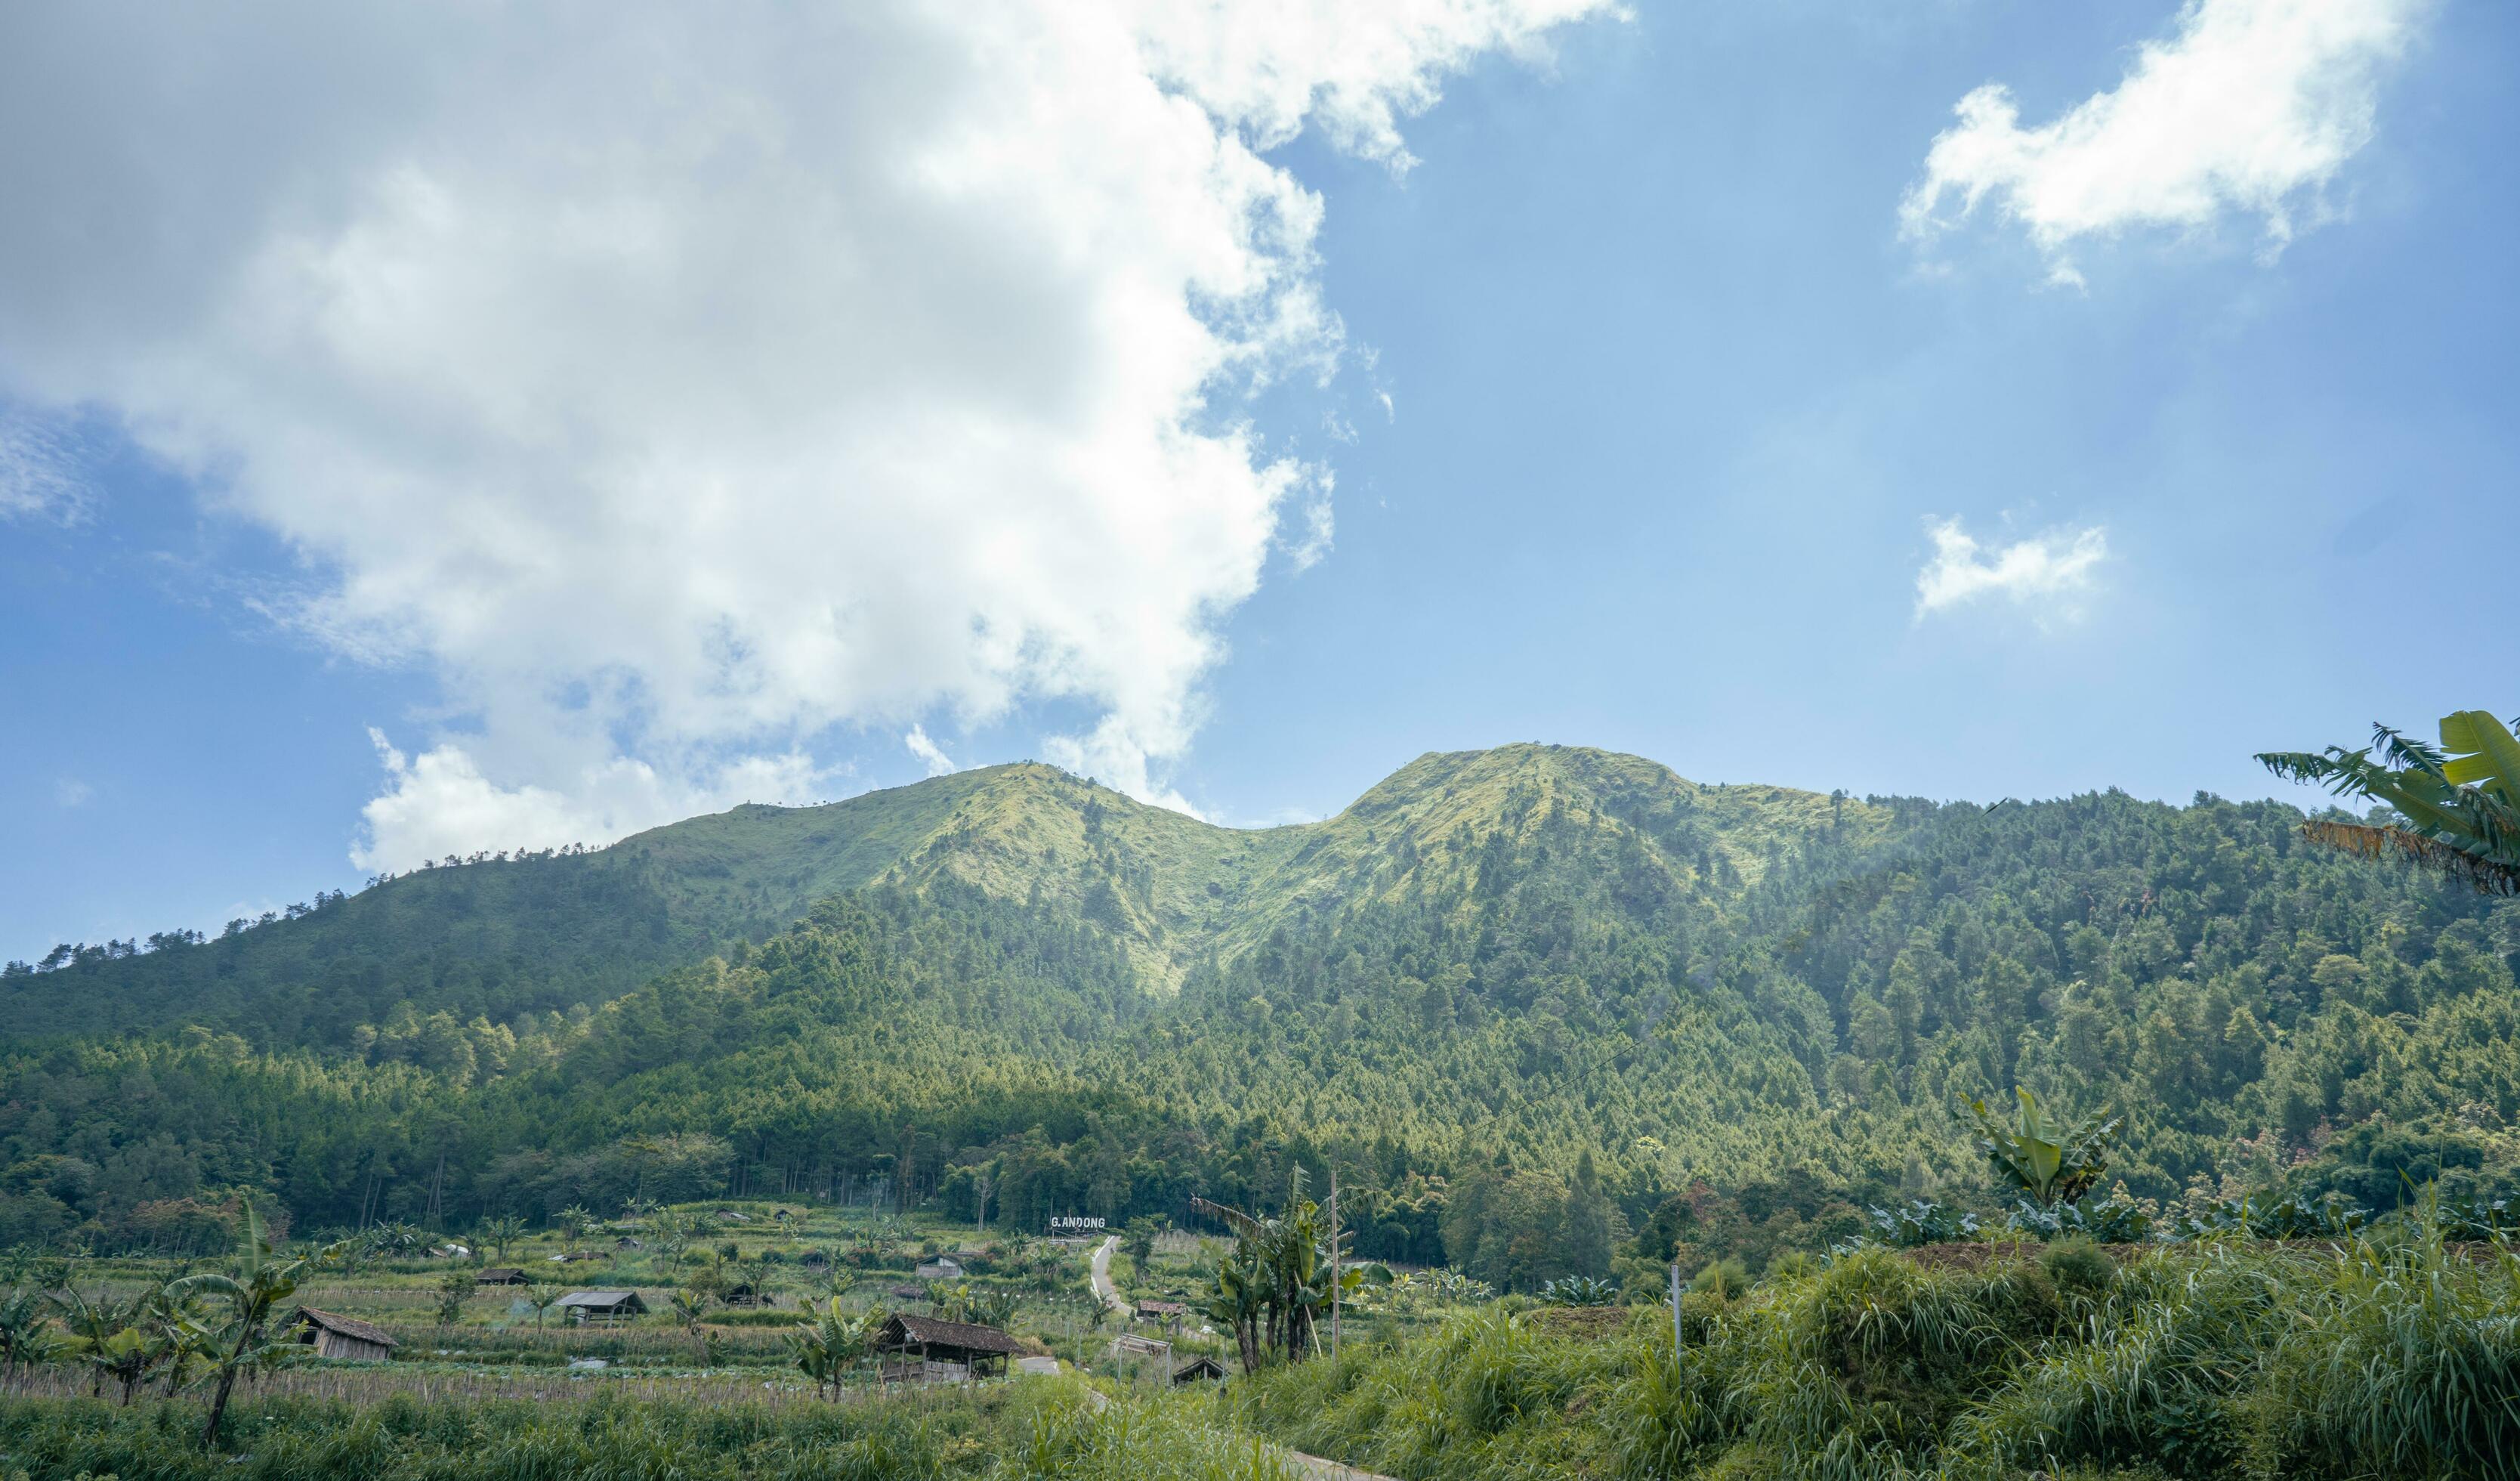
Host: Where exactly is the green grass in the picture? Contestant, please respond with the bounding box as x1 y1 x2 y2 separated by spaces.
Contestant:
1227 1238 2520 1481
0 1375 1332 1481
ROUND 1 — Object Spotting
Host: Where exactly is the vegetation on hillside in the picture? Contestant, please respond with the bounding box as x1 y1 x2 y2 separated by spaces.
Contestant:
2 745 2515 1304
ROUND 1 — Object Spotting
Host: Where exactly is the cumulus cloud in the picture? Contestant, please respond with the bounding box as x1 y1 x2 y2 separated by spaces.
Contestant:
1902 0 2423 283
904 725 958 780
1914 518 2108 622
357 730 823 870
0 0 1611 870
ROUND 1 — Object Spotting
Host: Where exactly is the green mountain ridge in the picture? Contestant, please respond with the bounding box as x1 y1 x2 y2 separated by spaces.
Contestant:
5 743 1872 1038
4 743 2516 1285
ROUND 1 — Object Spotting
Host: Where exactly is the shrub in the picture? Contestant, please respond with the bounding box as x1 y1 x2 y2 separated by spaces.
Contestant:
1860 1200 1979 1249
2007 1194 2152 1244
1691 1258 1750 1299
1539 1275 1620 1306
2039 1238 2115 1297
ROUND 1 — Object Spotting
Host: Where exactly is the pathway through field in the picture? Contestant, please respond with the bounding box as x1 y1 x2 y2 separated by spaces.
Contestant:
1082 1235 1391 1481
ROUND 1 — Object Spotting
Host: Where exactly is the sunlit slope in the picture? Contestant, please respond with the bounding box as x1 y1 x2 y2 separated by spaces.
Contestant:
2 745 1893 1040
0 768 1002 1040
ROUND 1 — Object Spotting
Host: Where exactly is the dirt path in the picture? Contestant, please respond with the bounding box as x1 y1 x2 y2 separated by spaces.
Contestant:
1087 1234 1127 1315
1078 1234 1391 1480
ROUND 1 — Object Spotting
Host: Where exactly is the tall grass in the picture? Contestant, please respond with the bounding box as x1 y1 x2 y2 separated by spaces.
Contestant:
7 1238 2510 1479
0 1384 1008 1480
0 1377 1330 1480
1231 1236 2520 1481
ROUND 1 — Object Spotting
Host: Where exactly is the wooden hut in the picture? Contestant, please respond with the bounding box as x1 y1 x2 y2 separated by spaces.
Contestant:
555 1290 648 1325
476 1267 531 1285
872 1312 1023 1381
1172 1356 1228 1385
1135 1299 1188 1328
292 1308 397 1362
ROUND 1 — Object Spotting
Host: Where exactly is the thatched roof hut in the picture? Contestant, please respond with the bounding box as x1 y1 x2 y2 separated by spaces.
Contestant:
292 1307 397 1362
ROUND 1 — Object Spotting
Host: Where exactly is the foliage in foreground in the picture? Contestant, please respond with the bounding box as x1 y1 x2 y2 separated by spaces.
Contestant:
2262 707 2520 895
0 1375 1297 1481
1231 1235 2520 1481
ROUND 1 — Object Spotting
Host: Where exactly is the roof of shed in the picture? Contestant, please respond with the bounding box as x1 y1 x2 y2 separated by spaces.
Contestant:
295 1307 398 1348
879 1312 1023 1355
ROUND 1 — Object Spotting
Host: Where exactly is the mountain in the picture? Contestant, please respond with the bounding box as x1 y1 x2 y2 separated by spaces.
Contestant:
4 744 2515 1285
4 744 1879 1042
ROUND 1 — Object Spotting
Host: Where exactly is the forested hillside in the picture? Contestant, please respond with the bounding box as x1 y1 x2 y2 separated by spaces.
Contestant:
4 745 2515 1288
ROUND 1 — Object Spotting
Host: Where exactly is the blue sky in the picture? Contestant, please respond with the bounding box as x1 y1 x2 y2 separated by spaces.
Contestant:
5 0 2515 960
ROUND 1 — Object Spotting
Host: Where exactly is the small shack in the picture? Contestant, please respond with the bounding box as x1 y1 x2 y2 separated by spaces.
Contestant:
556 1290 648 1325
476 1267 532 1286
1172 1356 1228 1385
913 1256 963 1280
872 1312 1023 1381
292 1308 398 1362
1135 1299 1188 1327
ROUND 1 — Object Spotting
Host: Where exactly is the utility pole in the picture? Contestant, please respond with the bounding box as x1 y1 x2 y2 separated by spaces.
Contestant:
1669 1260 1685 1368
1328 1168 1342 1360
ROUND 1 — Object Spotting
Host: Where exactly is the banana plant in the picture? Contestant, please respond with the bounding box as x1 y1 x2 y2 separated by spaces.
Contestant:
785 1297 880 1398
2259 708 2520 895
90 1326 160 1405
1962 1087 2120 1208
51 1280 164 1399
477 1212 527 1262
523 1278 561 1333
966 1285 1020 1329
1196 1251 1265 1374
0 1285 65 1381
667 1288 710 1365
1193 1167 1363 1370
169 1197 342 1451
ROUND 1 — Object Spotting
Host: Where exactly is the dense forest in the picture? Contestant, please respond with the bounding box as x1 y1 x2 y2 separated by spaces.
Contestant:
5 745 2515 1290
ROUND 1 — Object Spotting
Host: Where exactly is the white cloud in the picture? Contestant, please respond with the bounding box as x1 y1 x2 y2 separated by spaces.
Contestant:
0 413 88 523
0 0 1611 870
1902 0 2423 283
904 725 958 779
54 778 92 809
1914 518 2108 621
356 729 823 870
1285 472 1337 573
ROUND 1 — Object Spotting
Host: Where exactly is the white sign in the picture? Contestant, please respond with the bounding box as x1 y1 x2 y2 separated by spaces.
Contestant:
1048 1214 1107 1233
